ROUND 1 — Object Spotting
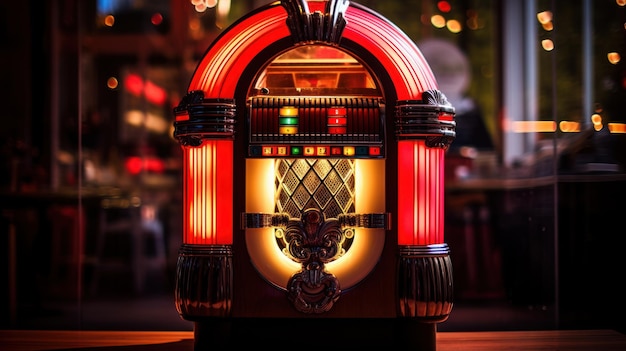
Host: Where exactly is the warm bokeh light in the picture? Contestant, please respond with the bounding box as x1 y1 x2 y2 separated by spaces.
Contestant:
542 39 554 51
537 11 552 24
217 0 231 19
398 140 445 246
104 15 115 27
542 22 554 31
192 0 218 12
511 121 556 133
608 123 626 133
431 14 446 28
608 52 621 64
106 77 118 89
437 1 451 13
446 19 462 33
559 121 581 132
188 17 204 40
194 3 207 12
151 13 163 26
123 73 167 106
124 110 170 134
591 113 602 125
617 0 626 6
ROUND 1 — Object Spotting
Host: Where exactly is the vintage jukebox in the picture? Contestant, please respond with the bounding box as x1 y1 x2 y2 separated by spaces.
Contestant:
173 0 455 348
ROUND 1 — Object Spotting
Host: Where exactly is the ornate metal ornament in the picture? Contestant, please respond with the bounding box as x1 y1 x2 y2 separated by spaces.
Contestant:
397 244 453 322
242 157 389 313
395 89 456 148
173 90 237 146
282 208 343 313
282 0 350 45
175 245 233 318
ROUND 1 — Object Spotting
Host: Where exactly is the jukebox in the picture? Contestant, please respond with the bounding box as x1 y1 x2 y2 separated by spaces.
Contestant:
173 0 455 348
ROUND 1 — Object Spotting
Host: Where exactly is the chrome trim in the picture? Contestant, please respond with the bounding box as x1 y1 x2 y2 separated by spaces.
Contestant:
338 213 391 229
173 91 236 144
175 244 233 320
398 243 450 257
397 244 454 322
283 0 349 45
395 89 456 148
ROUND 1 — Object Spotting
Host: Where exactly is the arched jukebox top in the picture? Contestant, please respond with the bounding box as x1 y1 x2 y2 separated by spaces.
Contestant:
174 0 456 157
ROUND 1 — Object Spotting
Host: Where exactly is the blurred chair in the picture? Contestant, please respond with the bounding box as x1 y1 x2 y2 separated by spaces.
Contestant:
90 196 167 296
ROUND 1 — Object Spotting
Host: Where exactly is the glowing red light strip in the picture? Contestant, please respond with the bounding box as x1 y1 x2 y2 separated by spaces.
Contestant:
182 140 233 245
189 4 438 101
344 6 438 99
190 6 288 96
398 140 445 245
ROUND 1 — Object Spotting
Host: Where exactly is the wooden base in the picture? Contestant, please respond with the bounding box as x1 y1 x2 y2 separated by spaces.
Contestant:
193 318 436 349
2 329 626 350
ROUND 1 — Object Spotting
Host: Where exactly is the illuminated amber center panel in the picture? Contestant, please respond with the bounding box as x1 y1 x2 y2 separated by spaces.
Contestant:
243 46 388 312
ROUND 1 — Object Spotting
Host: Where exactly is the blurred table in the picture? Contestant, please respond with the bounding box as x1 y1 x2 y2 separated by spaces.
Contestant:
1 329 625 350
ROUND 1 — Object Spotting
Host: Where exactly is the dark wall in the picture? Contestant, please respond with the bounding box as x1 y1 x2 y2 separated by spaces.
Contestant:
0 0 50 189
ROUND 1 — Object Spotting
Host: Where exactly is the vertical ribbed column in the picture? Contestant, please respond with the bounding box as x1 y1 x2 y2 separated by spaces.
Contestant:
175 245 232 318
394 91 456 350
398 140 445 245
397 245 453 320
182 140 233 245
173 92 236 340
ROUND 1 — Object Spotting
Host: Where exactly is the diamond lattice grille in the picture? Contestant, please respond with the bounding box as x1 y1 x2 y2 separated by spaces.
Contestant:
275 159 355 219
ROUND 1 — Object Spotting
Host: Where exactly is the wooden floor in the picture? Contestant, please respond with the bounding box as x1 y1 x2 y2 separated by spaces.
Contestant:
1 329 625 350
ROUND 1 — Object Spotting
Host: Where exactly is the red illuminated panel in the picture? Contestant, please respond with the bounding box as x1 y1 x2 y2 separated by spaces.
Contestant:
189 3 438 102
397 140 444 245
328 107 347 116
189 6 289 97
182 140 233 245
175 112 189 122
369 146 381 156
439 111 454 121
327 107 347 135
328 117 348 124
343 6 438 100
327 127 347 134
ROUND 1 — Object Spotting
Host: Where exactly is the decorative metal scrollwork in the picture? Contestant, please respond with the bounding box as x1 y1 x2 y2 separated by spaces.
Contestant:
173 90 237 146
283 208 342 313
395 89 456 149
282 0 349 45
242 209 389 313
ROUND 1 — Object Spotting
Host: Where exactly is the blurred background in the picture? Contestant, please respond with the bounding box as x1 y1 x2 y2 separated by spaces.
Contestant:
1 0 625 333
